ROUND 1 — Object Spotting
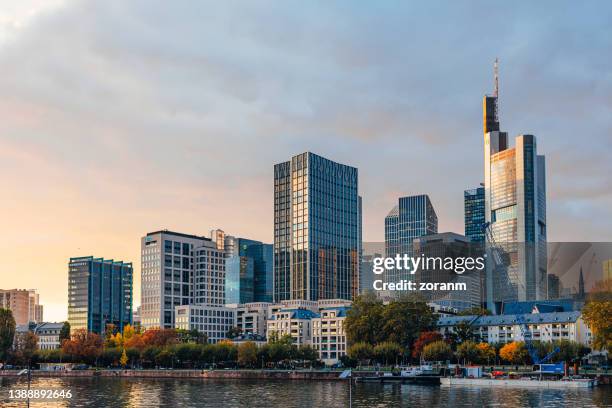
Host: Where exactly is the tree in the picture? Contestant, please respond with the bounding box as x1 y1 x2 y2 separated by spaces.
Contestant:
296 345 319 364
347 342 374 365
155 349 175 368
12 331 38 366
373 342 404 366
0 308 16 363
476 342 496 364
422 341 452 362
226 326 243 339
499 342 528 365
175 343 201 368
141 328 177 347
552 340 590 364
582 280 612 353
62 329 103 364
176 328 207 344
120 349 128 367
59 322 71 344
455 341 480 365
140 346 161 368
412 331 443 359
448 321 479 345
237 341 258 367
344 292 385 346
381 293 437 350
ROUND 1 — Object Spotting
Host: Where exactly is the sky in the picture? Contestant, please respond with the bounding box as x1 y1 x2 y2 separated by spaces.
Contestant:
1 1 611 322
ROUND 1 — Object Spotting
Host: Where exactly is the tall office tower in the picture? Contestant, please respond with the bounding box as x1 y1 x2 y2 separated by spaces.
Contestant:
274 152 361 302
547 274 560 300
360 253 381 294
141 230 223 329
384 194 438 285
68 256 133 335
412 232 482 311
464 186 485 243
603 260 612 282
0 289 43 326
483 62 547 307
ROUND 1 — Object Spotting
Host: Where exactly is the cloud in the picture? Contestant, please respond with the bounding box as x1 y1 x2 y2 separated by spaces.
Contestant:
0 0 611 320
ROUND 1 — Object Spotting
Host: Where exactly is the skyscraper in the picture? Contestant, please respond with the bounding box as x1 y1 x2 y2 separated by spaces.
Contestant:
68 256 133 335
141 230 225 329
483 62 547 307
464 186 485 243
224 237 273 304
384 195 438 287
274 152 361 302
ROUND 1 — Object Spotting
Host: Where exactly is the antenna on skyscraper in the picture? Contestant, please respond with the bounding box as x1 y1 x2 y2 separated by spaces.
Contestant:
493 58 499 98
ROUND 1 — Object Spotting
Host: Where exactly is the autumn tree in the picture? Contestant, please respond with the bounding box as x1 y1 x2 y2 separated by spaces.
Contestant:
0 308 16 363
141 328 177 347
582 279 612 353
412 331 443 359
499 341 528 365
12 331 38 366
455 340 480 365
62 329 103 364
476 342 496 364
422 340 453 362
237 341 258 367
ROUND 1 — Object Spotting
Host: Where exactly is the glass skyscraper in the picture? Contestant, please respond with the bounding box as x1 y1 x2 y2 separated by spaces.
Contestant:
68 256 133 335
483 79 547 307
274 152 361 302
225 237 273 304
464 186 485 243
385 194 438 258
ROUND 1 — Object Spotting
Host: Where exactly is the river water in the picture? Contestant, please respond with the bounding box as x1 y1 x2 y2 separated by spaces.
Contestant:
0 377 610 407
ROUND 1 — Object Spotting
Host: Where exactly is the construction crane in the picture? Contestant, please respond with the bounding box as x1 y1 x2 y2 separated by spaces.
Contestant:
482 221 559 365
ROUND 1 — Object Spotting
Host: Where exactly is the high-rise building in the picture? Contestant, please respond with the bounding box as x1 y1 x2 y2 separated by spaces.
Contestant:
603 259 612 282
141 230 225 329
547 274 560 300
413 232 482 310
274 152 361 302
360 253 381 294
68 256 133 335
0 289 43 326
464 186 485 243
384 194 438 285
483 63 547 307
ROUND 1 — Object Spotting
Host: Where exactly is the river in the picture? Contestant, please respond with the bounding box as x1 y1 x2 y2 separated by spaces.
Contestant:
0 377 610 407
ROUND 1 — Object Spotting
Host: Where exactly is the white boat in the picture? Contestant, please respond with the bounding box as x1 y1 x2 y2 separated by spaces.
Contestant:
440 377 598 388
401 365 433 377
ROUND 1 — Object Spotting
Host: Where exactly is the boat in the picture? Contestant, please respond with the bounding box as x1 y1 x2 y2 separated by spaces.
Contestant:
401 364 433 377
440 377 598 388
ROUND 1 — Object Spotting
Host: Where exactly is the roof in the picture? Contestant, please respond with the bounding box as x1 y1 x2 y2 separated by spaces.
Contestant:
270 308 319 320
318 306 351 317
437 311 582 327
146 229 211 241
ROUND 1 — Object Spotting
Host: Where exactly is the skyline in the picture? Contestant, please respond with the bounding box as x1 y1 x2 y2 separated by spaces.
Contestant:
1 1 612 321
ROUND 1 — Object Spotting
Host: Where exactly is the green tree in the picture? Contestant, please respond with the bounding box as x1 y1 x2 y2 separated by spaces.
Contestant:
175 343 201 368
0 308 16 363
59 321 71 344
457 307 491 316
551 340 590 364
155 349 175 368
237 341 258 367
448 321 479 345
422 340 453 362
344 292 385 346
140 346 161 368
347 342 374 365
373 342 404 366
455 340 480 365
381 293 437 350
100 348 122 367
296 345 319 364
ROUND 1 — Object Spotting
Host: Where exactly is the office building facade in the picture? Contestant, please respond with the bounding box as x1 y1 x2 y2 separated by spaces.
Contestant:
68 256 132 335
274 152 361 302
141 230 224 330
224 236 273 304
464 186 485 243
384 194 438 285
0 289 43 326
483 81 547 306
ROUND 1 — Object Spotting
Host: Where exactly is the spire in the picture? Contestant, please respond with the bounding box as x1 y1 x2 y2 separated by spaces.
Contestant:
493 57 499 98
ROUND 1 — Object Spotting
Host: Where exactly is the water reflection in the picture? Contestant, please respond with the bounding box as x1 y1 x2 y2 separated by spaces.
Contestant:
0 377 609 407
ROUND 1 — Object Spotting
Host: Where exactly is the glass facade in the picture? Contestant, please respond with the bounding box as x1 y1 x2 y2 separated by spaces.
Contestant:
464 187 485 243
68 256 132 335
274 152 360 302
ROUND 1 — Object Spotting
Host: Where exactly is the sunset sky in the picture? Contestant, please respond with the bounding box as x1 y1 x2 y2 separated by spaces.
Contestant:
1 1 611 321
